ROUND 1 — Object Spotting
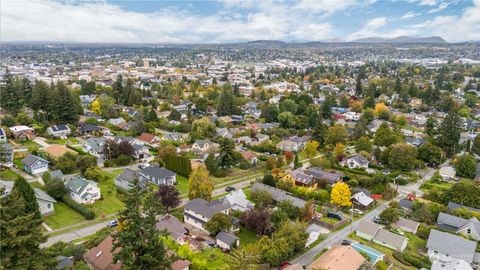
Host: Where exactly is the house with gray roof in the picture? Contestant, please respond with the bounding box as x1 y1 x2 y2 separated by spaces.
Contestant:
184 198 235 232
427 229 477 264
395 217 420 234
82 137 106 158
220 189 253 212
191 139 212 153
356 220 408 251
161 132 184 142
114 168 147 190
0 143 13 167
65 175 101 204
289 168 315 187
305 167 344 185
138 166 176 186
21 154 49 175
50 170 64 180
251 182 307 208
447 202 480 214
436 212 480 241
0 180 56 215
78 123 102 136
341 154 369 169
155 214 188 244
216 231 239 251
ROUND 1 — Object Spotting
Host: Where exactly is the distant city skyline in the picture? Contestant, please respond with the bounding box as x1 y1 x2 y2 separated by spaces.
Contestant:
1 0 479 43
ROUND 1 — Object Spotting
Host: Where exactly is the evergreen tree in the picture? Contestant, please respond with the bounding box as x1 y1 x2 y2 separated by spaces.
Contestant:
56 82 78 123
31 80 50 116
355 73 363 96
425 117 437 137
311 117 327 147
112 75 124 103
472 135 480 156
218 138 238 168
0 69 22 115
352 117 368 140
217 84 236 116
112 181 171 269
233 83 240 96
14 176 41 220
1 189 54 269
439 108 462 156
294 152 300 169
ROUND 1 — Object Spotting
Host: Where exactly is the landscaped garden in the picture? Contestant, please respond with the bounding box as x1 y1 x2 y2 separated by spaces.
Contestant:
44 201 86 229
0 169 19 181
45 138 79 145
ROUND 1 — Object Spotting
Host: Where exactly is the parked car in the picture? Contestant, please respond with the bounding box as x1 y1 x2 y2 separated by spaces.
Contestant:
349 208 364 215
278 262 291 270
138 163 150 169
341 239 352 246
107 219 118 227
225 186 236 192
373 216 386 224
327 211 342 221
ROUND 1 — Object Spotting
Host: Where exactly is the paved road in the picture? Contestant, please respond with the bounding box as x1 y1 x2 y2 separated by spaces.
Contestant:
291 200 390 266
44 176 256 247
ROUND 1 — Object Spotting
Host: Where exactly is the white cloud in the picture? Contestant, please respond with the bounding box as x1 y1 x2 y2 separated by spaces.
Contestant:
401 11 420 19
418 0 437 6
1 0 333 43
365 17 388 29
412 0 480 42
428 2 450 13
294 0 358 15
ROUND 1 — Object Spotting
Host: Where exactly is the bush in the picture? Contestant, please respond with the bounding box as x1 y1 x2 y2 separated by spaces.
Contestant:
45 178 66 200
104 160 113 167
402 252 431 269
62 195 95 219
115 154 131 166
417 224 431 240
375 260 388 270
392 251 411 266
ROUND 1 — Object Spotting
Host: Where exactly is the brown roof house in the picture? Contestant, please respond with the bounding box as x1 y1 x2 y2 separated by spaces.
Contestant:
85 236 121 270
308 245 366 270
138 132 160 146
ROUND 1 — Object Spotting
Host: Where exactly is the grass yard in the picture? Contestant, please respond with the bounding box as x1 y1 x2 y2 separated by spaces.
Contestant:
237 226 259 245
0 169 19 181
30 181 45 190
242 187 251 200
18 140 40 151
86 177 125 218
420 180 453 192
196 248 230 270
320 217 340 225
13 157 23 168
45 138 79 145
44 201 86 229
175 175 189 194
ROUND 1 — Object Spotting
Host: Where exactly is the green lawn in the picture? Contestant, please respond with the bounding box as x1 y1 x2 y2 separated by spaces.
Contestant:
320 217 340 225
196 248 230 270
237 226 259 245
13 157 23 168
242 187 251 200
44 201 86 229
420 180 453 192
30 181 45 190
0 169 19 181
175 175 189 194
45 138 79 145
86 177 125 218
18 140 40 151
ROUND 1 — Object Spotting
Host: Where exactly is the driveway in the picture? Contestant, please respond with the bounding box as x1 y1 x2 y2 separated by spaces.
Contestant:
33 137 51 149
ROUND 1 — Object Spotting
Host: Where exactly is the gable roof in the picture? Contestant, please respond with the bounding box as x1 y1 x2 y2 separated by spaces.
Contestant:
348 154 369 166
138 133 157 143
251 182 307 208
49 124 70 132
220 190 253 211
0 180 56 203
216 231 238 246
305 167 343 184
139 166 176 180
185 198 228 219
426 229 476 262
352 192 374 207
84 235 121 270
307 245 365 270
65 175 94 195
356 220 381 237
396 217 420 231
437 212 470 231
155 214 187 240
289 168 314 186
374 229 407 250
116 168 138 183
21 154 49 167
399 199 414 209
448 201 480 213
80 123 101 133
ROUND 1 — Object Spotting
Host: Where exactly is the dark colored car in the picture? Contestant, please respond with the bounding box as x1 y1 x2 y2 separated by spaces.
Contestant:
327 211 342 221
225 186 236 192
341 239 352 246
278 262 291 270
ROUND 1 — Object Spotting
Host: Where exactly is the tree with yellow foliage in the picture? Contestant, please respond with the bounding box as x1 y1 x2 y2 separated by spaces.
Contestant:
91 98 101 115
374 103 390 120
188 166 214 201
330 182 352 208
304 140 320 158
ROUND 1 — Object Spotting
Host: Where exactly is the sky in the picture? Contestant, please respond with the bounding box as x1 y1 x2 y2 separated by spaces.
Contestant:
1 0 479 43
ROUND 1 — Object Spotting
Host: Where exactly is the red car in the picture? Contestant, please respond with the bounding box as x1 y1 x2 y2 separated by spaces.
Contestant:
278 262 291 270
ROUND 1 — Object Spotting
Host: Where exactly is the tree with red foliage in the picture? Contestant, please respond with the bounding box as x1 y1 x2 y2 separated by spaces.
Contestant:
155 185 180 213
284 151 294 164
239 206 273 235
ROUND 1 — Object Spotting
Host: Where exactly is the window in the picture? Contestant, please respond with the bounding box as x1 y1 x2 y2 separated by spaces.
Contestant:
467 228 472 235
434 250 438 255
47 204 51 209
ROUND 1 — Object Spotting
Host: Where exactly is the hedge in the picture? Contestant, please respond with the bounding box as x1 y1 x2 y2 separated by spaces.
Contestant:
66 144 86 155
402 252 432 269
61 195 95 220
392 251 411 266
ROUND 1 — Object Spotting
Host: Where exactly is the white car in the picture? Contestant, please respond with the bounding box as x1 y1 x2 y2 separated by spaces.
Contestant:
138 163 150 169
349 209 364 215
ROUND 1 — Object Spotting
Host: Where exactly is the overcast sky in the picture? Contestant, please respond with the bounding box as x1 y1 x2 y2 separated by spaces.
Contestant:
2 0 479 43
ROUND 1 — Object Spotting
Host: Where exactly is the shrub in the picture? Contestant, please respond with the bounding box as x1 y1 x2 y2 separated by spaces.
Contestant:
104 160 113 167
62 195 95 219
417 224 431 240
392 251 411 266
375 260 388 270
115 154 131 166
402 252 431 269
84 227 112 249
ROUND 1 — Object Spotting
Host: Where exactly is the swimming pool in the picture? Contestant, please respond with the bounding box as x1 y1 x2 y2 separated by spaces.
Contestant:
351 242 385 264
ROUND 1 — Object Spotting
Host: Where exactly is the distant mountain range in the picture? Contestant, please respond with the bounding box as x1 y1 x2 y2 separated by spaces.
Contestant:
351 36 447 44
240 36 449 47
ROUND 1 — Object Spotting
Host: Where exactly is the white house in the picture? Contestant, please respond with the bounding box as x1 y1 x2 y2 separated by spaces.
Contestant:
341 154 369 169
82 137 106 158
21 154 49 175
47 124 71 139
184 198 230 231
216 231 239 251
220 190 253 212
0 180 56 216
65 175 101 204
191 139 212 153
439 166 456 181
426 229 476 264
